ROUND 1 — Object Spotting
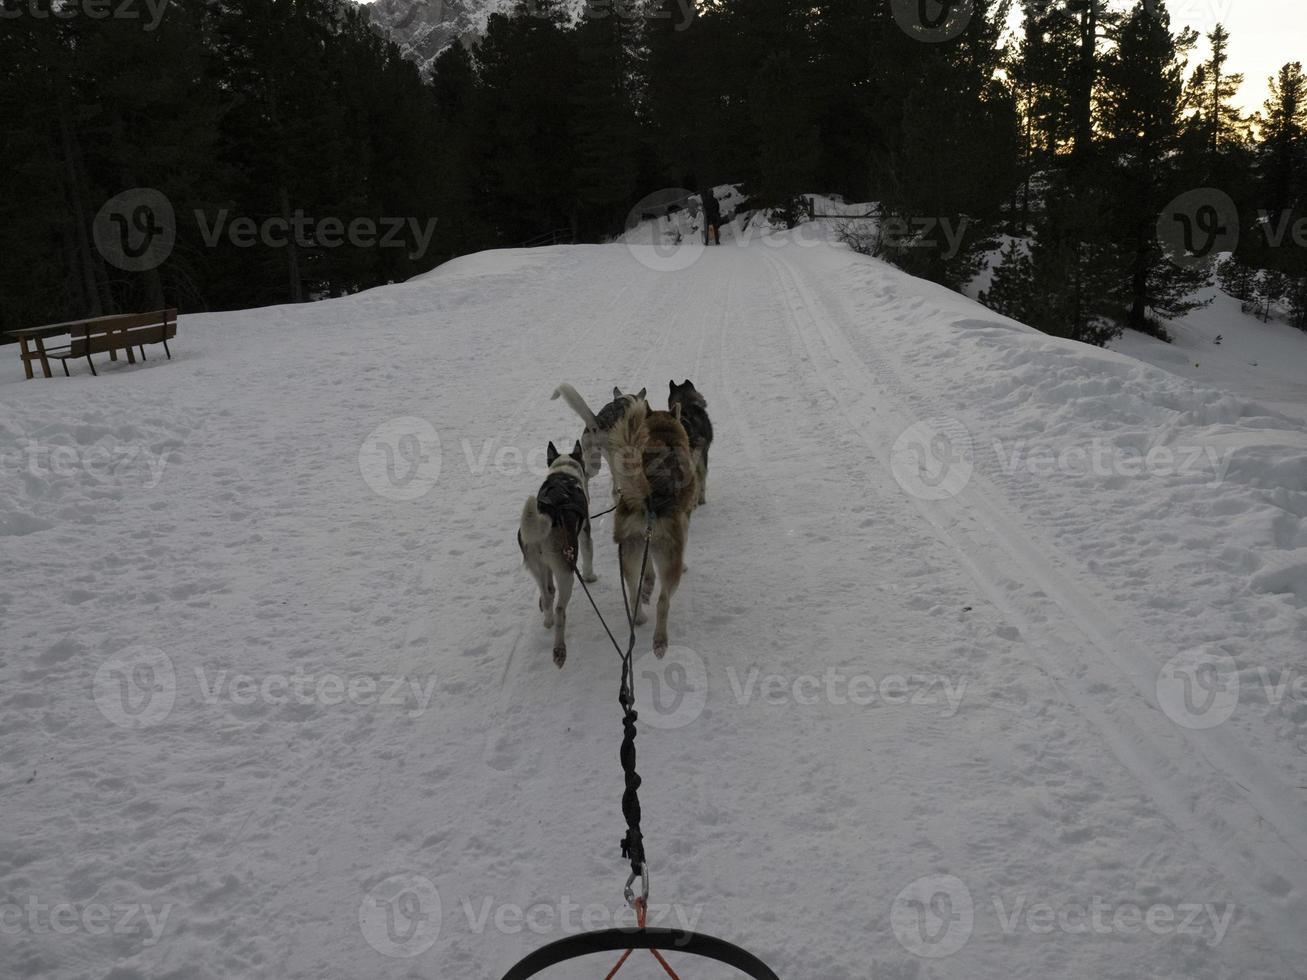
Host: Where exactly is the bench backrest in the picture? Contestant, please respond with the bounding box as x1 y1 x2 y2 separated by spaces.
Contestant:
68 310 176 357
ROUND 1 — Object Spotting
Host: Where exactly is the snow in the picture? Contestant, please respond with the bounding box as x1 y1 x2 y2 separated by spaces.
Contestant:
3 223 1306 979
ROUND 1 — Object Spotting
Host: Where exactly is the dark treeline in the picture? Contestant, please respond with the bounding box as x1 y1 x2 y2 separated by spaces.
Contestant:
986 3 1307 343
3 0 1304 344
2 0 442 330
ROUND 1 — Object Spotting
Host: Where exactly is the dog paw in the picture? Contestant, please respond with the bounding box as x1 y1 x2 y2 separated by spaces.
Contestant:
553 645 567 668
652 636 667 658
633 609 648 626
543 614 554 628
582 571 599 583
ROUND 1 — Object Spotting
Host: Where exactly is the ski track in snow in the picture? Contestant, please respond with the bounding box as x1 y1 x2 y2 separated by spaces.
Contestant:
2 232 1305 980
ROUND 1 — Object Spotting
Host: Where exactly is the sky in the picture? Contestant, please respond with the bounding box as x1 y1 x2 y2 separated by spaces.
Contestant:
1181 0 1307 113
1008 1 1306 115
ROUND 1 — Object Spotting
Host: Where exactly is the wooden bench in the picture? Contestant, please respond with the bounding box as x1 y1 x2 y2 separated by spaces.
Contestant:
10 309 177 379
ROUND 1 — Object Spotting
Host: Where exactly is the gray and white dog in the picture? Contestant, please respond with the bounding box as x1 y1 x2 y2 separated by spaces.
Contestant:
518 440 596 667
551 383 649 479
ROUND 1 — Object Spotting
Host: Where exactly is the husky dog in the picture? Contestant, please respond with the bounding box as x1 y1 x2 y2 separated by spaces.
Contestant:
608 401 698 656
518 441 597 667
667 379 713 505
551 384 648 478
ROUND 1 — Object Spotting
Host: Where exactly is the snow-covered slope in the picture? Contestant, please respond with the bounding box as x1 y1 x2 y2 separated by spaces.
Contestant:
3 230 1305 979
1111 285 1307 423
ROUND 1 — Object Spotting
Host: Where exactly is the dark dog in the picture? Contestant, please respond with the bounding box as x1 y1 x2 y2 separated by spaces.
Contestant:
668 380 713 505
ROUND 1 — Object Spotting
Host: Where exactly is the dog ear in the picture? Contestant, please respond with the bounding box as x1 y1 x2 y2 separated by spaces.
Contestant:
636 388 647 400
669 380 677 394
613 386 623 400
571 440 583 461
547 441 559 465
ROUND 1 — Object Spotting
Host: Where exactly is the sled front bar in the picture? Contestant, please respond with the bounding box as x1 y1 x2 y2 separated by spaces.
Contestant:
499 926 781 979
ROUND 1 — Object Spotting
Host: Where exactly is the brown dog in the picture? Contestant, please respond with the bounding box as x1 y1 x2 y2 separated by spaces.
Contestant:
608 400 698 655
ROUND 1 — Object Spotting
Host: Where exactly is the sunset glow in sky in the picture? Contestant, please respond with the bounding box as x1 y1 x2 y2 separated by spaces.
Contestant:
1008 1 1306 115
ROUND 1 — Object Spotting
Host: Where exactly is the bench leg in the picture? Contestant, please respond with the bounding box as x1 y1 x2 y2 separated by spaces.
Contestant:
139 345 147 361
87 353 97 377
108 346 118 362
34 336 52 378
62 359 70 378
19 337 33 380
163 338 172 359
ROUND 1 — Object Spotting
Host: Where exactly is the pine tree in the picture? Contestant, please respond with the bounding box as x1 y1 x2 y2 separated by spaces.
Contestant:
983 177 1123 345
1185 25 1244 170
570 3 642 240
1249 62 1307 324
1099 0 1209 333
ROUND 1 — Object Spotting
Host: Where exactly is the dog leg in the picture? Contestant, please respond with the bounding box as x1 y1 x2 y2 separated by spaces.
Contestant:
697 447 708 505
579 520 598 582
551 569 573 667
526 560 553 626
620 542 649 626
651 541 684 657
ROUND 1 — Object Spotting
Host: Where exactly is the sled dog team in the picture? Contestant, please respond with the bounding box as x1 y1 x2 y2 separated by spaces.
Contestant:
517 380 714 667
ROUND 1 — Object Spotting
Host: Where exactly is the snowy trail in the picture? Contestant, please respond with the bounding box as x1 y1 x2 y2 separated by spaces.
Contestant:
764 245 1307 956
2 235 1305 980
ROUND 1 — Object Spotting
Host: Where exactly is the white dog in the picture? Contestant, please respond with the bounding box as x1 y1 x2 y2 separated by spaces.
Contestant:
518 440 597 667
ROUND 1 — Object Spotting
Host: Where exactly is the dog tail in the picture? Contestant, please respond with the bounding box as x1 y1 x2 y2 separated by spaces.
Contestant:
607 399 652 505
551 383 599 429
519 495 552 546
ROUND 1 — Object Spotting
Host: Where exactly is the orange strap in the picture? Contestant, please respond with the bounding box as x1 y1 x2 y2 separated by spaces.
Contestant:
603 900 682 979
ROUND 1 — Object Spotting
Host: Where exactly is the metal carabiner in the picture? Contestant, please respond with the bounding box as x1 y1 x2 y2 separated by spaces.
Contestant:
623 865 650 909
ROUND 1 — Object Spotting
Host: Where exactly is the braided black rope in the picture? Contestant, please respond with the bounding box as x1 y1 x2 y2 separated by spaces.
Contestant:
616 519 653 881
568 515 654 885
